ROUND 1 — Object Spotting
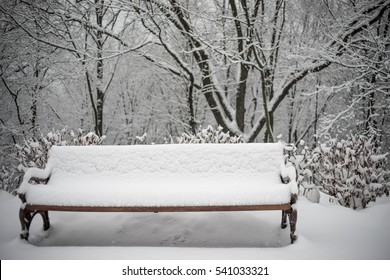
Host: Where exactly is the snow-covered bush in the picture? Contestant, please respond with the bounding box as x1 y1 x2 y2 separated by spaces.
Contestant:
71 129 106 146
168 125 245 144
16 128 105 170
135 133 148 144
16 127 68 169
311 135 389 209
0 127 105 193
0 166 19 193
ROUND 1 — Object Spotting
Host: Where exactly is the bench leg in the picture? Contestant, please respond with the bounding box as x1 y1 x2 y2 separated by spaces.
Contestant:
281 210 288 229
288 208 298 244
39 211 51 231
19 207 32 241
19 209 51 241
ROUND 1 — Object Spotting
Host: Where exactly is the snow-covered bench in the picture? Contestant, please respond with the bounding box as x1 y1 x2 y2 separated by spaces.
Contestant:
18 143 298 244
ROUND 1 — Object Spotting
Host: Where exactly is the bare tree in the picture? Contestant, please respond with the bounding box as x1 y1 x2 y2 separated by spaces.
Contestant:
124 0 389 142
0 13 57 139
0 0 148 136
1 0 389 145
315 3 390 150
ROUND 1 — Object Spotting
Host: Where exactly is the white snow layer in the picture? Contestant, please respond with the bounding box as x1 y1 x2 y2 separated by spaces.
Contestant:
19 143 295 207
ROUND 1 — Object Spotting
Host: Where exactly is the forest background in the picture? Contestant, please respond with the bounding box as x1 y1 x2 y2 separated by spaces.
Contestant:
0 0 389 196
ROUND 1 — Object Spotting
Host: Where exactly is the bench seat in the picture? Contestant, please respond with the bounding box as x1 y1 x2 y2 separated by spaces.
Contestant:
22 174 292 207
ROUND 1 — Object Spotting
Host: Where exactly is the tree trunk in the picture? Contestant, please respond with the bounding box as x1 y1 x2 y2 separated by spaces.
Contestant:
287 84 296 144
187 77 197 134
95 0 104 137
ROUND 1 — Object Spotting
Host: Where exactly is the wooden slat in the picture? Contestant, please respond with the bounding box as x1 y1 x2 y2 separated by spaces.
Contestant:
25 204 291 212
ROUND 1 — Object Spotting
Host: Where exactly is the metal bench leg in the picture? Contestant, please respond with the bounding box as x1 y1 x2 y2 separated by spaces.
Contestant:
281 210 287 229
39 211 51 231
288 208 298 244
19 207 51 241
19 210 51 241
19 207 32 241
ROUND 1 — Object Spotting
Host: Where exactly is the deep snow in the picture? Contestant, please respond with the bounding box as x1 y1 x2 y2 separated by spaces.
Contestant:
0 190 389 260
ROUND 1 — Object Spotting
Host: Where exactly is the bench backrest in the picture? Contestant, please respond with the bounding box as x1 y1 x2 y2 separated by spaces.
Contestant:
47 143 284 180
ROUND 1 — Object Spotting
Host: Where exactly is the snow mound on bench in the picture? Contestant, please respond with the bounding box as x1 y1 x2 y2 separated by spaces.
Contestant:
20 143 294 207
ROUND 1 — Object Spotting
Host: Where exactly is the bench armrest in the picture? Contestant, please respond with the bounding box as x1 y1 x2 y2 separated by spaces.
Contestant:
18 166 52 195
280 163 298 197
29 176 50 184
24 167 51 182
280 163 296 183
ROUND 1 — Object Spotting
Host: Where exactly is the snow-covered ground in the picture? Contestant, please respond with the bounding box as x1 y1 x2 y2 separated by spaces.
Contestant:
0 190 389 260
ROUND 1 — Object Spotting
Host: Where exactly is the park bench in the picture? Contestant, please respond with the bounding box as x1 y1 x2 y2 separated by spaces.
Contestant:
18 143 298 244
